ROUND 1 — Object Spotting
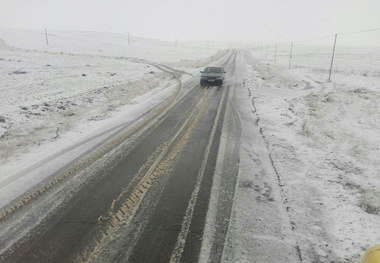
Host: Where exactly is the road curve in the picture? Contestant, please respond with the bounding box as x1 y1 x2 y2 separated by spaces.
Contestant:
0 50 241 263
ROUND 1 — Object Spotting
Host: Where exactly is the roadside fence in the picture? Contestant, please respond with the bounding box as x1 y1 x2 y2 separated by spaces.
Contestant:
40 27 380 81
250 28 380 81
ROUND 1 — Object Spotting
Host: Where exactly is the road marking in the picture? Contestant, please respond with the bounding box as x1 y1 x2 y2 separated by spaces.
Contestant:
110 92 205 212
78 89 210 262
169 86 227 263
199 103 230 263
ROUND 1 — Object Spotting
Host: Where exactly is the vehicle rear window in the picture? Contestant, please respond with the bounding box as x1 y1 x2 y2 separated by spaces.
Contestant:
204 67 223 73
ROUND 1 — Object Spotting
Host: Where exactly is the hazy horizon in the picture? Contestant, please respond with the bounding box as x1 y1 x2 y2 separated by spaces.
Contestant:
1 0 379 46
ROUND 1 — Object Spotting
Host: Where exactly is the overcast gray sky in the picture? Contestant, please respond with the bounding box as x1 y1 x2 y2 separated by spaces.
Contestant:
1 0 379 43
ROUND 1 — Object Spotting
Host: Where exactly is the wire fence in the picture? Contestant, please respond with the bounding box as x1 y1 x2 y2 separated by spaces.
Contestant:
40 27 380 80
43 29 229 50
42 29 277 51
249 28 380 80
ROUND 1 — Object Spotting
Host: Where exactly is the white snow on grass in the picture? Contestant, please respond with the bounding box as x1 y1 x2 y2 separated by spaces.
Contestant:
241 49 379 262
0 42 170 160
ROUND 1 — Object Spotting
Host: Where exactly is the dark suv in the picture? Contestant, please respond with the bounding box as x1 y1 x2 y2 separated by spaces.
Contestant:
200 66 226 86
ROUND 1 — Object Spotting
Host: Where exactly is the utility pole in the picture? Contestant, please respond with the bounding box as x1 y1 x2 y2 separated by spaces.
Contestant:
329 34 337 81
289 42 293 68
45 28 48 45
274 44 277 63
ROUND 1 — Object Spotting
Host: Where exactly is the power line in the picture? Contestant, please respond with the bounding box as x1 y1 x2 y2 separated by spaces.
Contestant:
338 27 380 36
274 27 380 45
293 34 335 43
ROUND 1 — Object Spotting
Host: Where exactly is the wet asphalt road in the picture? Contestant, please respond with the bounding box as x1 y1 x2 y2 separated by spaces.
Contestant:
0 51 240 263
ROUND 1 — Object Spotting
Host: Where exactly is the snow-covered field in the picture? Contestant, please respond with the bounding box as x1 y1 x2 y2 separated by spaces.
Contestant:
0 41 171 159
241 47 379 262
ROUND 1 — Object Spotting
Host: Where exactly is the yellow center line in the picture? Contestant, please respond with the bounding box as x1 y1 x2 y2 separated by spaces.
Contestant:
79 88 210 262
